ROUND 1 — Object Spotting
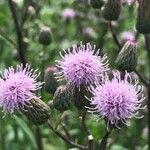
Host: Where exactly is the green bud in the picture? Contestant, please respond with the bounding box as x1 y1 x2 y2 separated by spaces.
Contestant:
91 0 104 9
102 0 121 21
72 85 91 110
38 26 52 45
27 5 36 16
20 98 50 125
53 85 73 111
136 0 150 34
44 66 59 94
115 41 137 72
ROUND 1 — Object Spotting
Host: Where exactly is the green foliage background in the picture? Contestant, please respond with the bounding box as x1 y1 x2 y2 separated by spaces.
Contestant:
0 0 149 150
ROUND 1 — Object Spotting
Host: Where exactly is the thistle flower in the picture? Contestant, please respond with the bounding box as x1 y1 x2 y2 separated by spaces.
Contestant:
122 0 135 5
61 8 76 20
115 40 137 72
121 31 135 43
83 27 96 38
56 42 109 88
88 71 145 128
0 64 43 114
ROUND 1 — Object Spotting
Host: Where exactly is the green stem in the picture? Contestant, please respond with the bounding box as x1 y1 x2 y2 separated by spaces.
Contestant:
54 112 64 130
81 111 94 150
47 120 88 150
0 28 17 47
40 46 47 99
109 21 121 50
99 129 112 150
35 127 43 150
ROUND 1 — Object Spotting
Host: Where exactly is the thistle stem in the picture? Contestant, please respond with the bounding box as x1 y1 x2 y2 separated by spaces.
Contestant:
134 70 149 87
8 0 27 67
108 21 121 50
35 127 43 150
0 28 17 47
99 129 112 150
40 46 47 99
81 111 94 150
54 112 64 130
47 120 88 150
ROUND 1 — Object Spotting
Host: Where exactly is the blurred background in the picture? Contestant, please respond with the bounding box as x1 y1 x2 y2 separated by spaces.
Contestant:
0 0 149 150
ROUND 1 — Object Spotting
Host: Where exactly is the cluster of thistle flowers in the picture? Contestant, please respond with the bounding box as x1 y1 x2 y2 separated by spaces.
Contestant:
0 41 145 128
55 41 145 128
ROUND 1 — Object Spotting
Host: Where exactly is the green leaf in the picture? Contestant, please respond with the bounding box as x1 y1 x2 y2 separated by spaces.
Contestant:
13 115 37 149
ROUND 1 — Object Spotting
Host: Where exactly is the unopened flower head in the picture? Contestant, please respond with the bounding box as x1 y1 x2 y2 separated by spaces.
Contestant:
0 64 43 114
88 71 145 128
56 42 109 87
121 31 136 43
61 8 76 20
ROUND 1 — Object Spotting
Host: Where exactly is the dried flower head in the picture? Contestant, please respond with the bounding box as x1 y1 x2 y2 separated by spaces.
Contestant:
56 42 109 87
0 64 43 114
88 71 145 128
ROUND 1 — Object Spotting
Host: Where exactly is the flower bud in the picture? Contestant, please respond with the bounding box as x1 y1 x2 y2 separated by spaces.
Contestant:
136 0 150 34
20 98 50 125
44 66 59 94
27 5 36 16
102 0 121 21
53 85 73 111
115 41 137 72
91 0 104 9
38 26 52 45
73 85 91 110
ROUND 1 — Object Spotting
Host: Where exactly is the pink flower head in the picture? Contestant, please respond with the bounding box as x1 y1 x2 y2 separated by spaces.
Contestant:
56 42 109 87
0 64 43 114
122 0 135 5
83 27 96 38
88 71 145 128
121 31 136 43
61 8 76 20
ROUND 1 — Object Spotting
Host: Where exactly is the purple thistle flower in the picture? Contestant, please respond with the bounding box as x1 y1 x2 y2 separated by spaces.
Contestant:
0 64 43 114
56 42 109 87
88 71 145 128
83 27 96 38
122 0 136 5
61 8 76 20
121 31 136 43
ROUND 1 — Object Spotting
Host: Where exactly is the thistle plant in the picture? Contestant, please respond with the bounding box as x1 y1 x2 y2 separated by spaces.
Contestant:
0 0 149 150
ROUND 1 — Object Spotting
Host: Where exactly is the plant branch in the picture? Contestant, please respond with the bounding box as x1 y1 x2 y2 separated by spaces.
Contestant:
81 111 94 150
47 120 88 150
35 127 43 150
134 70 149 87
108 21 122 50
21 0 32 28
99 129 112 150
62 123 74 141
144 35 150 58
8 0 26 67
0 28 17 47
